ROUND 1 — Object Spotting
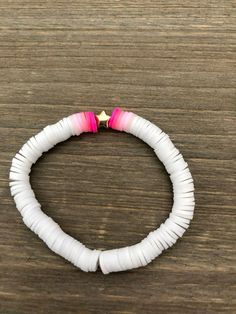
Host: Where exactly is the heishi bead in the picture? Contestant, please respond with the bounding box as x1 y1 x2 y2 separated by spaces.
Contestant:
9 109 194 274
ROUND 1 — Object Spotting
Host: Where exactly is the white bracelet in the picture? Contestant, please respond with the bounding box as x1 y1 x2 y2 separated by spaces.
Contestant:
9 108 195 274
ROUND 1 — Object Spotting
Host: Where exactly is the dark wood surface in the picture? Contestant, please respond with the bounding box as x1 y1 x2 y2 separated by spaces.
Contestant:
0 1 235 313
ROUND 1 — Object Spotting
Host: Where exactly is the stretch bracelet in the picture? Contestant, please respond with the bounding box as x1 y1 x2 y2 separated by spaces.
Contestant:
10 108 195 274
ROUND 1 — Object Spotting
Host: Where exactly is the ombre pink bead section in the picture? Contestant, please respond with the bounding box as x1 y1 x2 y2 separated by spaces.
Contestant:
108 107 135 131
70 112 98 134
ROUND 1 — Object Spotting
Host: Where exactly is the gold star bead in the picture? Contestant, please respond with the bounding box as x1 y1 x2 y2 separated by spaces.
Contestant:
96 110 110 128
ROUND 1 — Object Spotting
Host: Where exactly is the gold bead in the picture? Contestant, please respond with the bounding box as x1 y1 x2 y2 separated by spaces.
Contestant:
96 110 110 128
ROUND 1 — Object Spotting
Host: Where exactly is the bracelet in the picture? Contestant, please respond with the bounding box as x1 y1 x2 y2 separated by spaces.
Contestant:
9 107 195 274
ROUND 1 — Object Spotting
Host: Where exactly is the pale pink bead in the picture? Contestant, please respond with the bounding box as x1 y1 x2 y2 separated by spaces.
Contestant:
120 111 135 131
70 114 82 135
80 112 90 132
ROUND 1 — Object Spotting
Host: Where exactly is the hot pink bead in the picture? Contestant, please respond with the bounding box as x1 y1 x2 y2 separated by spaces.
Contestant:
88 112 98 133
108 107 122 130
84 112 98 133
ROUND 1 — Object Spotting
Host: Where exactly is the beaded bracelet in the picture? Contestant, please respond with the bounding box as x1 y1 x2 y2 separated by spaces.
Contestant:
10 108 195 274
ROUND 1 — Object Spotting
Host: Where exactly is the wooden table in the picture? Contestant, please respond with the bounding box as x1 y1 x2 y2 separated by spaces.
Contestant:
0 1 235 313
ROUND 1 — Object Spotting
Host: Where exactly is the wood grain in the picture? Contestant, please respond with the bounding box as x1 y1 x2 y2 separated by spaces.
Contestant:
0 0 235 313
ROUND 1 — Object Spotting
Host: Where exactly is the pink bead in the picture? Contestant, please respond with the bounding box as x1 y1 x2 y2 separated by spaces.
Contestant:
112 111 123 130
70 113 83 135
76 113 86 132
122 112 135 131
70 112 98 134
81 112 90 132
88 112 98 133
108 107 135 132
70 114 81 135
115 111 125 131
84 112 98 133
119 111 131 131
108 107 122 129
78 112 89 132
